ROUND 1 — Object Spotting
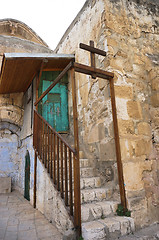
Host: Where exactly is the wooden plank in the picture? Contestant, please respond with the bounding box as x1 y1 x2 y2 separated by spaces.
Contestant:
80 43 106 56
42 121 45 164
64 145 68 206
42 121 45 163
60 141 64 198
71 68 81 236
53 133 56 184
44 124 47 168
57 137 60 190
90 41 95 68
90 41 96 79
109 78 127 210
36 60 45 90
50 131 53 178
73 62 114 80
47 128 50 173
69 150 73 216
34 61 73 106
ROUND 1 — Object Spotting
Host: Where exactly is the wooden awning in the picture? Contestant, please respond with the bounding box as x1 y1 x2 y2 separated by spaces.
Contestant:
0 53 75 94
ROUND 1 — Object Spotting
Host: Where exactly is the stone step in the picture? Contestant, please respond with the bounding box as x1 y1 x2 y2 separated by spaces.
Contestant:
80 177 101 189
81 201 118 223
80 159 92 168
82 217 135 240
42 158 93 169
81 188 113 204
80 167 95 178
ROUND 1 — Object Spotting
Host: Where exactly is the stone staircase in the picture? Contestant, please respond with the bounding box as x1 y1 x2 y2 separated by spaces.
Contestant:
79 153 135 240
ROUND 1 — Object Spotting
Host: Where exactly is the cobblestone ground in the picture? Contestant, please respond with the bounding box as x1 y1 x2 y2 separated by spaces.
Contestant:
0 191 62 240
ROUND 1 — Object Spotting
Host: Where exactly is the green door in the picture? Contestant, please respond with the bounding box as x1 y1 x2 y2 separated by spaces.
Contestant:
40 72 69 132
24 151 30 201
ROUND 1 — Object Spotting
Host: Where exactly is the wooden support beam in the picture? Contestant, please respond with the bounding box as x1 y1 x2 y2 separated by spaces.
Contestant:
33 105 37 208
80 43 106 56
36 60 45 90
73 62 114 79
71 68 81 236
90 41 96 79
109 78 127 210
34 61 73 106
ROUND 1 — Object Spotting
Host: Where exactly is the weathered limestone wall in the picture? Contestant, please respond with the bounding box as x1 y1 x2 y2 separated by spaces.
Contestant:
55 0 159 228
36 159 74 234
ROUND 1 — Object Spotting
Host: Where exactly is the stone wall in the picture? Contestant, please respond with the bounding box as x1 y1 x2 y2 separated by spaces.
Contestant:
0 28 52 190
55 0 159 228
36 159 74 235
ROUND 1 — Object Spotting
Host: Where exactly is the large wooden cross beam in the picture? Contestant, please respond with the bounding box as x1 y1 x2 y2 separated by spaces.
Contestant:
72 41 113 80
79 40 106 79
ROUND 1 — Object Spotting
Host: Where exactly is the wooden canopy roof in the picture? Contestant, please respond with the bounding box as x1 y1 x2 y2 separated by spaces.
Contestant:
0 53 75 94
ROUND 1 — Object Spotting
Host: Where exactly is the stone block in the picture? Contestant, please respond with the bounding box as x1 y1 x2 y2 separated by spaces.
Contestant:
81 189 96 203
97 202 112 217
83 203 102 221
135 139 152 157
94 177 102 188
99 217 120 233
137 122 151 136
127 101 142 119
10 92 23 107
82 221 106 240
84 177 95 189
99 140 116 161
151 77 159 91
123 162 144 191
115 85 133 99
80 167 94 178
0 177 11 193
95 188 107 201
118 119 135 135
151 93 159 107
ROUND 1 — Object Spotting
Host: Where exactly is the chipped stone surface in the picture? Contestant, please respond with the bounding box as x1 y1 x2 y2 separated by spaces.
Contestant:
82 221 106 240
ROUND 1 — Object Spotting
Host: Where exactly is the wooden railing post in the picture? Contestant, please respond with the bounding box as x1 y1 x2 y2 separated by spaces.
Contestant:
71 68 81 236
33 111 37 208
109 78 127 210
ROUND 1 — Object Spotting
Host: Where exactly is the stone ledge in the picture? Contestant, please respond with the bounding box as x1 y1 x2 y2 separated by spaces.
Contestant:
0 177 11 193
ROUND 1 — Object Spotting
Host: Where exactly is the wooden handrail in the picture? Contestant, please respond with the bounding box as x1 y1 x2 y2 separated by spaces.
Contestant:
33 109 79 228
35 110 76 153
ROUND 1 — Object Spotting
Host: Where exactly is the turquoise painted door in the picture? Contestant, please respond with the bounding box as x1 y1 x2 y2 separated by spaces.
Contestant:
42 78 69 132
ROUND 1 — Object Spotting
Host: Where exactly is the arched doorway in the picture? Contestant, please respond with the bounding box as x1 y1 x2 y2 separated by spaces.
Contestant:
24 151 30 201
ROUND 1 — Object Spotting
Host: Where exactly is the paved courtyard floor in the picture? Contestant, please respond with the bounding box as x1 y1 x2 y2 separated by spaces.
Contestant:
0 191 62 240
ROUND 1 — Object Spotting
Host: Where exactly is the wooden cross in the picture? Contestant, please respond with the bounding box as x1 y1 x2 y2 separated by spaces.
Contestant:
79 40 106 79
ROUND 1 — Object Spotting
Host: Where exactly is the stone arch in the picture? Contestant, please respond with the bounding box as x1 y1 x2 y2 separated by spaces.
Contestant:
0 121 20 187
0 18 48 47
0 121 21 136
